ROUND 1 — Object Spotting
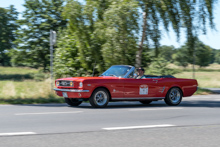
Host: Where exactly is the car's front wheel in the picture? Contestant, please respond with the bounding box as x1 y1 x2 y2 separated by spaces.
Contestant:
65 98 82 106
164 87 182 106
89 88 110 108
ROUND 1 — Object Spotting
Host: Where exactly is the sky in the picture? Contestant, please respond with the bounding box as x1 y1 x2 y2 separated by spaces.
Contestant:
1 0 220 49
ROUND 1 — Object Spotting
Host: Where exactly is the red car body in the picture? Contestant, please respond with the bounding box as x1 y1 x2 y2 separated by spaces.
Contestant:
54 65 198 107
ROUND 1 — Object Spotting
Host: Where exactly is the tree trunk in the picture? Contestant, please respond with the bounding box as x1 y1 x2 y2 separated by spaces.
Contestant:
136 11 147 68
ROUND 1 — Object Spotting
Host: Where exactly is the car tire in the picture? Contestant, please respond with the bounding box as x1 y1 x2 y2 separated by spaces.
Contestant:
65 98 82 106
165 87 182 106
89 88 109 108
140 100 152 105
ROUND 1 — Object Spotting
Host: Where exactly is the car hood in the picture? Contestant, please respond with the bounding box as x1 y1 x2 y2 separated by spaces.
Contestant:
56 76 120 81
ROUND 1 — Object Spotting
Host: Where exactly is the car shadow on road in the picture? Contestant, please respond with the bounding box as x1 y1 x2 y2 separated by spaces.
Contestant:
76 100 220 109
13 99 220 109
179 100 220 108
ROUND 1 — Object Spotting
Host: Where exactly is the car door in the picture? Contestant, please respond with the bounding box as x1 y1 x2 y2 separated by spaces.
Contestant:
123 78 159 98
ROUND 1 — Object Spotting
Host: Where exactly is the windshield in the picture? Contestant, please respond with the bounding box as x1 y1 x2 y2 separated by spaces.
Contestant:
100 65 132 77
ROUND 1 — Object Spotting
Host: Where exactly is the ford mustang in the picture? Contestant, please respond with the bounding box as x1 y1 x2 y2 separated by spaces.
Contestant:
54 65 198 108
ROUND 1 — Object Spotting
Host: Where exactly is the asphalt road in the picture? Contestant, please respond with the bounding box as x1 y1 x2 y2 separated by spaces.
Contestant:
0 94 220 147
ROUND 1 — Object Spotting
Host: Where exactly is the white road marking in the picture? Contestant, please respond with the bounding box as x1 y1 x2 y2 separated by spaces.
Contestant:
129 108 183 111
0 132 36 136
103 124 175 130
15 111 83 115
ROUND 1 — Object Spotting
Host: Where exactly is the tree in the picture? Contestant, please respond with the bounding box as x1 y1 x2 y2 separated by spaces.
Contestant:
158 45 176 62
54 0 216 77
136 0 216 67
54 29 82 78
0 6 18 66
10 0 67 71
62 0 110 73
147 58 178 75
194 42 212 67
172 47 189 68
215 50 220 64
101 0 139 67
61 0 138 73
174 40 212 68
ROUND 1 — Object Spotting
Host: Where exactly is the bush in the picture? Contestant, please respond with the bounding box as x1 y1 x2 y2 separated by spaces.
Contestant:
33 72 49 81
146 58 180 75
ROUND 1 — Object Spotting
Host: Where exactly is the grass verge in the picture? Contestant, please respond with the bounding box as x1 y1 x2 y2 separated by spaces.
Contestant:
0 97 64 104
174 71 220 88
194 88 217 95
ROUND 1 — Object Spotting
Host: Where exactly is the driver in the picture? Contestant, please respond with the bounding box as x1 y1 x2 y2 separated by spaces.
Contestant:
135 67 145 79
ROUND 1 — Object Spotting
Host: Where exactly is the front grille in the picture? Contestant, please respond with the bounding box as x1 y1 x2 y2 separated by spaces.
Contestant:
59 81 73 87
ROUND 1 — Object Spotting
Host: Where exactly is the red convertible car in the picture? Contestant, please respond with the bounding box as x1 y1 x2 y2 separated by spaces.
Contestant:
54 65 198 108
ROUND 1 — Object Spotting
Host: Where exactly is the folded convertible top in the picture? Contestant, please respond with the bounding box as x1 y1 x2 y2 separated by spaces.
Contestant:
143 75 176 78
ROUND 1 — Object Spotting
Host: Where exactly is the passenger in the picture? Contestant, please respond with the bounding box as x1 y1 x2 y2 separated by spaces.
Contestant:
135 67 145 79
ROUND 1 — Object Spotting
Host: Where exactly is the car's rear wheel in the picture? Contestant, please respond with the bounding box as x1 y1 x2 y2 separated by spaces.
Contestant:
140 100 152 105
65 98 82 106
89 88 109 108
165 87 182 106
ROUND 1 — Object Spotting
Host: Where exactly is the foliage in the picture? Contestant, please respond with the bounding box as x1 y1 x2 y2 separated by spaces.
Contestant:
101 0 139 67
137 0 216 60
173 40 213 68
0 6 18 66
146 58 179 75
54 29 84 78
2 0 216 77
62 0 109 74
10 0 67 71
194 42 212 67
172 47 189 68
158 45 176 62
54 0 139 77
214 50 220 64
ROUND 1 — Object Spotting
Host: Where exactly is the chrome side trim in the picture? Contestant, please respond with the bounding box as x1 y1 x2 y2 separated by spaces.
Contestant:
54 88 89 93
111 97 164 101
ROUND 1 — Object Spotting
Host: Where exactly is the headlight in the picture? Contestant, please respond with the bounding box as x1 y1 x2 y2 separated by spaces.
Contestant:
70 81 73 86
79 82 83 88
56 81 60 86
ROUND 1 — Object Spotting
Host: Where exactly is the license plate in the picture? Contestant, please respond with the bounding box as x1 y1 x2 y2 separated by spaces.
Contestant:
62 92 68 98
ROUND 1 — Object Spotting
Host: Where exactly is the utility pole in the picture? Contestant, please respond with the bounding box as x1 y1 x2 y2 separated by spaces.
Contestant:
50 30 56 91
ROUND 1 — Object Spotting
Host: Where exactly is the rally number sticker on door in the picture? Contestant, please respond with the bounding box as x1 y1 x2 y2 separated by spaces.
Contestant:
139 85 148 95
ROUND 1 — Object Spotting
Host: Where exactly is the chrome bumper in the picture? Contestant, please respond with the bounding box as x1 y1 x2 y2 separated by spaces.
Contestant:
54 88 89 93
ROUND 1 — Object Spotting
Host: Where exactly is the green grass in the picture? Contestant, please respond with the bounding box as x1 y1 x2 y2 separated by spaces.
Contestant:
0 66 38 75
174 71 220 88
0 66 60 104
0 79 62 104
194 88 216 95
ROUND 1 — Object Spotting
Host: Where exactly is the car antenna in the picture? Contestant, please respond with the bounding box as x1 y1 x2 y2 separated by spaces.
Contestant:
92 60 96 77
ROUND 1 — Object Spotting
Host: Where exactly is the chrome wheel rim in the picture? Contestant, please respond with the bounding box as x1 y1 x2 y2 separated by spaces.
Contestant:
94 91 107 106
169 88 181 104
